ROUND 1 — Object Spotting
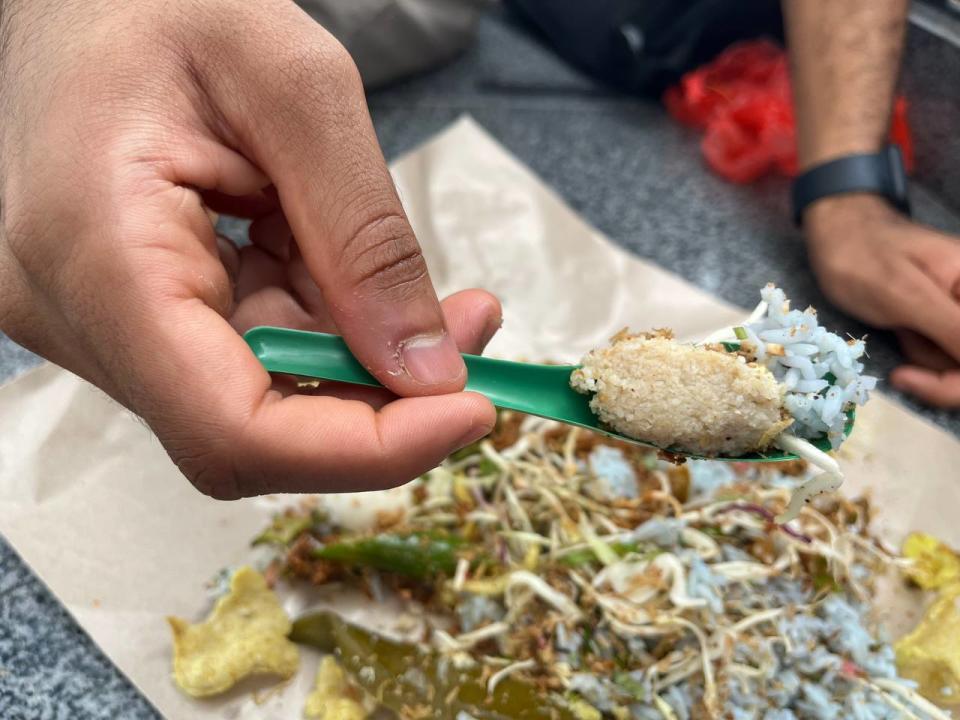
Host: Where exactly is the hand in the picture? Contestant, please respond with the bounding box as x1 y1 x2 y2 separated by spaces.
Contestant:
0 0 498 498
891 329 960 408
805 194 960 407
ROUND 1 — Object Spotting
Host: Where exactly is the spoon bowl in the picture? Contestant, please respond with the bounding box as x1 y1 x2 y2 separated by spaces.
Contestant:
244 326 852 463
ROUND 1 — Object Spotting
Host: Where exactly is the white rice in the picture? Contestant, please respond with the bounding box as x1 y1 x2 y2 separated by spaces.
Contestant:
740 285 877 450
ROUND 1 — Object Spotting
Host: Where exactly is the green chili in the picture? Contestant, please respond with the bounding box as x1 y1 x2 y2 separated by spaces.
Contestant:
311 530 467 579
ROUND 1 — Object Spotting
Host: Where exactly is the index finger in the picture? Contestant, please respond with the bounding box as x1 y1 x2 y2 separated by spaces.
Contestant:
890 366 960 408
895 329 959 372
898 264 960 363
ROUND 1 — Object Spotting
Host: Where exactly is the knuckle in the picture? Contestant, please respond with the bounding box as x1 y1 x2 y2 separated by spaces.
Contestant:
274 38 360 105
0 282 32 346
322 40 360 84
249 39 363 146
235 465 277 499
0 305 32 351
893 273 925 298
341 213 430 300
2 197 38 269
815 266 853 299
822 254 870 290
167 414 283 500
1 225 47 349
169 441 240 500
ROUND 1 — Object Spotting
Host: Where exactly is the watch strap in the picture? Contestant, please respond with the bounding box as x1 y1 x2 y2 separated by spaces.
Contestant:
791 145 911 226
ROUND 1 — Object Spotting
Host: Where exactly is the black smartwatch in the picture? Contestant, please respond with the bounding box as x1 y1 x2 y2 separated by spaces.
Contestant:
791 144 911 226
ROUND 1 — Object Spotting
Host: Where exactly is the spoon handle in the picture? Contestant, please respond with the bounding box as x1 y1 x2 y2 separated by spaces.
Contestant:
243 326 595 423
458 353 597 423
244 326 381 388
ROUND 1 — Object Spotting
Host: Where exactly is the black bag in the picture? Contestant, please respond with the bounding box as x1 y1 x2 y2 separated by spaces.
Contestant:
505 0 783 96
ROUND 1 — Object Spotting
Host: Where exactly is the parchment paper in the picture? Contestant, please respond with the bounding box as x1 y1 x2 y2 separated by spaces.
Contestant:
2 116 959 719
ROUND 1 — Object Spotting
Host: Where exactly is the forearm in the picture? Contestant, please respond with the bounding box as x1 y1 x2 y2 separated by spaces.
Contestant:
783 0 909 170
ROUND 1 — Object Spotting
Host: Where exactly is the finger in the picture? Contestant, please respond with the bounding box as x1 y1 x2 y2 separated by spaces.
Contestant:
274 289 504 411
238 392 495 495
171 137 269 198
286 246 336 325
203 7 464 396
911 231 960 299
249 209 294 261
172 313 495 498
301 381 396 409
235 245 287 300
217 234 241 286
437 289 503 356
898 263 960 362
895 329 959 372
231 285 319 334
230 245 320 333
890 366 960 408
201 189 279 220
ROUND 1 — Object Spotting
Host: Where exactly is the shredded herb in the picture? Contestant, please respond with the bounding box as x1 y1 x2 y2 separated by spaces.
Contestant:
252 412 942 720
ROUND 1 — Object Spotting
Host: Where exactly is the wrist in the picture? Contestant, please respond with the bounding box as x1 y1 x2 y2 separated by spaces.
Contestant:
798 139 887 173
804 193 900 241
795 111 890 172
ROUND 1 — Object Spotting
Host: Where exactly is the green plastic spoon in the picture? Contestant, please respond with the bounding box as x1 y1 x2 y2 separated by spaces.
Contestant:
243 326 852 463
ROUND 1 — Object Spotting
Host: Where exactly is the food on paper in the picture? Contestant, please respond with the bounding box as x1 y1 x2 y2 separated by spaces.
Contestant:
894 533 960 706
303 656 367 720
902 532 960 590
896 583 960 706
241 413 943 719
291 611 571 719
167 566 299 697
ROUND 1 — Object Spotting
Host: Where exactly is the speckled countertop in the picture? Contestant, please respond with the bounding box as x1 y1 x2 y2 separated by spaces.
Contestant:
2 8 958 720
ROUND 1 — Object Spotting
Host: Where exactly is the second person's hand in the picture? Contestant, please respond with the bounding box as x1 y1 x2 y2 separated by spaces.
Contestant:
805 194 960 408
0 0 498 497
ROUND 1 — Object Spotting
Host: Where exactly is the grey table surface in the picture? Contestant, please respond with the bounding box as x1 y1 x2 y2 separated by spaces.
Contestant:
2 9 959 720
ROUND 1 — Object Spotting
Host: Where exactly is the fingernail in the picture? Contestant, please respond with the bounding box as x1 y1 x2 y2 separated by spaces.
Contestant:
400 333 465 386
890 370 917 391
480 315 504 349
456 422 493 449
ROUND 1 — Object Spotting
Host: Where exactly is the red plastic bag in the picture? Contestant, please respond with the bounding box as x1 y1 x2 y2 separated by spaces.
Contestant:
663 40 786 130
664 40 913 184
890 96 915 171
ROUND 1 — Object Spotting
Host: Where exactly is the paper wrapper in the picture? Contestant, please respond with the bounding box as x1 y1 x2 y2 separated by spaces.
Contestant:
1 117 958 718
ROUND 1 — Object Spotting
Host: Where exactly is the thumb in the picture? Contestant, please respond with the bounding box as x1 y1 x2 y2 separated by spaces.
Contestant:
204 5 464 395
